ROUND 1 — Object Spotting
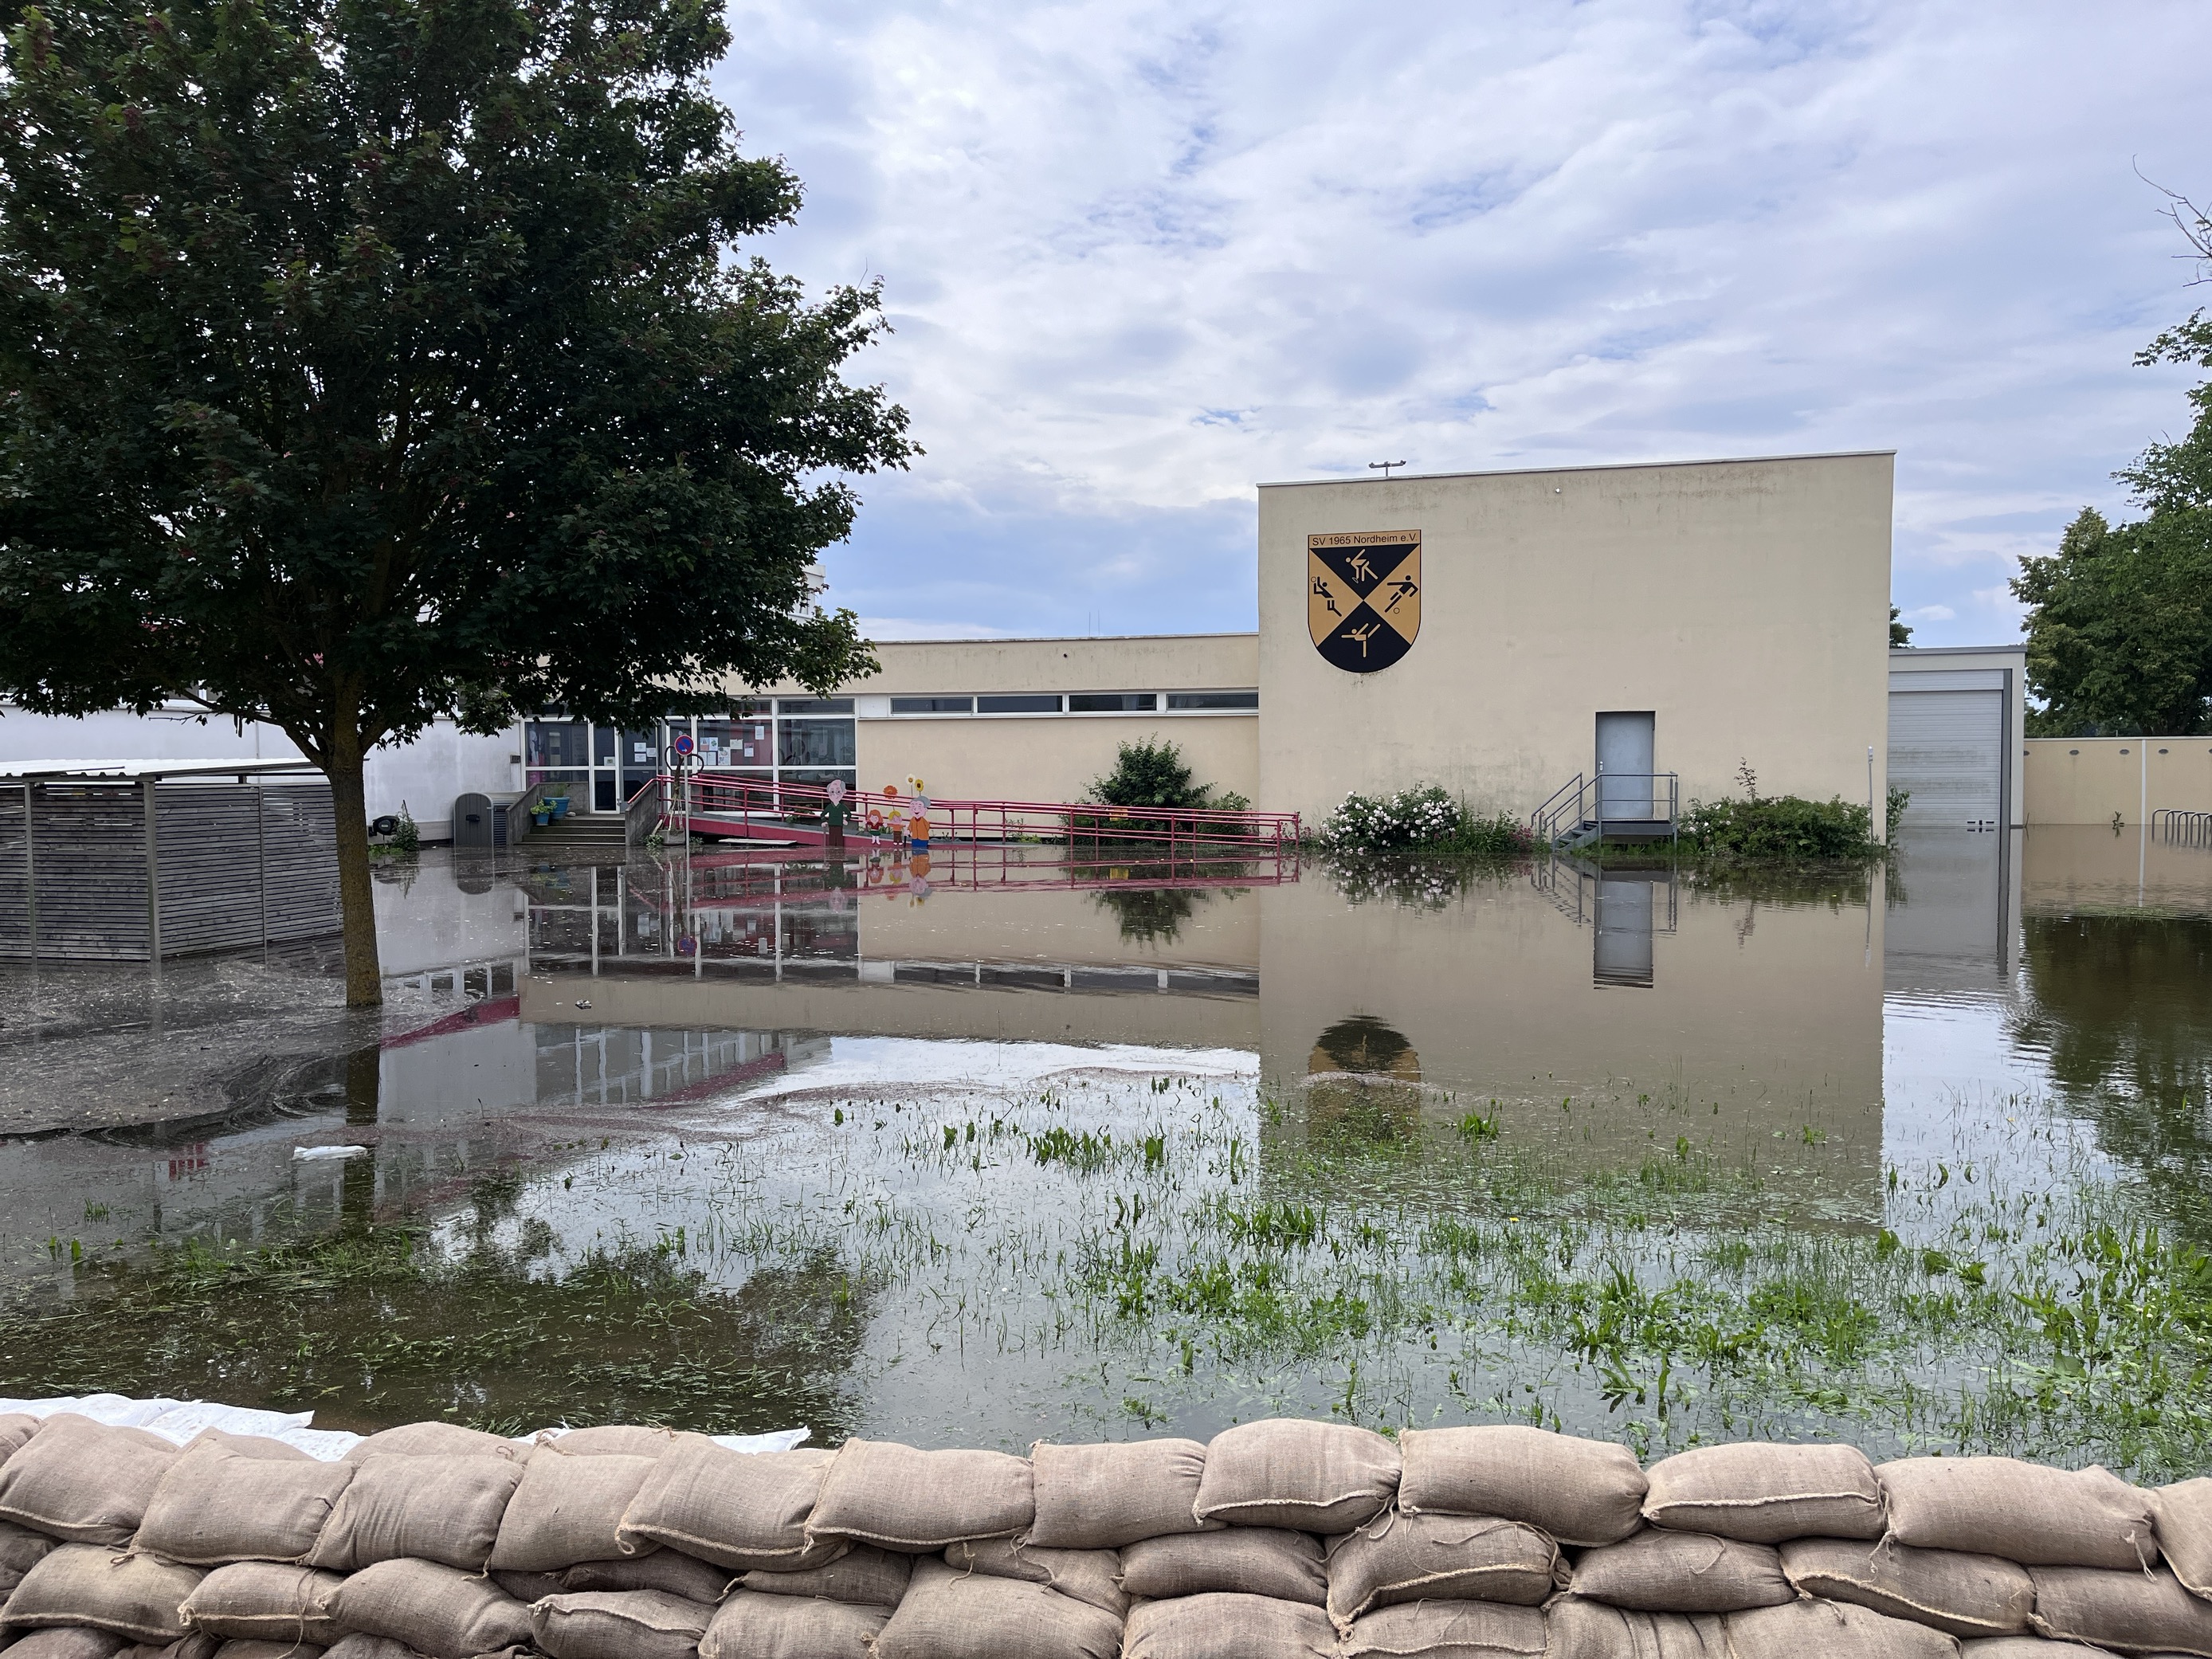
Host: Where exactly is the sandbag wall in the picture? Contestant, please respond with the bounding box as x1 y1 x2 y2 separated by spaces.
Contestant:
4 1412 2212 1659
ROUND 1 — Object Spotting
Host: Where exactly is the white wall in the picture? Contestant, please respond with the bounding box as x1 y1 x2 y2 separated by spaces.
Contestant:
0 701 521 841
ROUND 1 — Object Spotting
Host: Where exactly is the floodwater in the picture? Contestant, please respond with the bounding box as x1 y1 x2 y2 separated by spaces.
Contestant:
2 827 2209 1473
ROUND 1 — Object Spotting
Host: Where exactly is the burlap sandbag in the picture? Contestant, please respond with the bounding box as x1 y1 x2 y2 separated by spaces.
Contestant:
337 1425 528 1465
137 1443 356 1567
696 1591 888 1659
308 1454 525 1571
1027 1439 1213 1549
486 1449 657 1571
944 1537 1127 1616
210 1642 330 1659
1324 1512 1558 1626
178 1563 347 1644
319 1559 532 1658
1723 1599 1962 1658
0 1630 131 1659
1642 1443 1884 1543
2 1515 59 1593
1571 1528 1794 1613
1120 1592 1337 1659
182 1431 311 1463
1337 1599 1547 1658
534 1427 681 1459
616 1441 842 1572
871 1555 1120 1659
0 1544 205 1644
2157 1477 2212 1598
2 1414 46 1465
528 1590 710 1659
1194 1420 1400 1534
1955 1641 2120 1658
490 1570 564 1602
114 1634 220 1659
1781 1538 2034 1639
2029 1564 2212 1656
1397 1426 1647 1547
1878 1458 2157 1571
1546 1597 1728 1659
806 1440 1034 1551
1117 1528 1328 1604
561 1551 731 1603
320 1638 427 1659
0 1418 182 1547
739 1544 911 1605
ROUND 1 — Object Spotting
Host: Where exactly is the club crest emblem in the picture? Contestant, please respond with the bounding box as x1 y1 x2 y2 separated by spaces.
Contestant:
1308 529 1421 673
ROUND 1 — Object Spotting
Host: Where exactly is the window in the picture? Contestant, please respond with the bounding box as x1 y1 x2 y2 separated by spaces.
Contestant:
779 719 857 768
1167 690 1259 710
777 697 853 715
978 694 1062 714
892 696 975 715
1069 692 1157 712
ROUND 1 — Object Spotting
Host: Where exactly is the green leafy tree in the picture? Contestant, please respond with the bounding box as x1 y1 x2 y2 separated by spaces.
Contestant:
1889 605 1912 648
0 0 913 1005
1089 739 1206 810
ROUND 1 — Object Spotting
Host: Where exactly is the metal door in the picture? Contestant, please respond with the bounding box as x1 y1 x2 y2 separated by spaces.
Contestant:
1888 689 2002 830
1595 712 1656 820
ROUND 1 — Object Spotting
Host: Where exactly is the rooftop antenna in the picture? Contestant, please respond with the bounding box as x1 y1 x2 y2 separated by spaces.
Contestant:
1369 461 1406 480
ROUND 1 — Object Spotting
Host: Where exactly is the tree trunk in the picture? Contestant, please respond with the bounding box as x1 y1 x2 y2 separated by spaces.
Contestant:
326 742 384 1009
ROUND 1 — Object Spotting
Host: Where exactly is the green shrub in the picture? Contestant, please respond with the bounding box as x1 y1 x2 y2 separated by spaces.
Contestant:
1886 786 1910 840
1681 793 1878 859
1089 738 1208 809
1318 785 1534 860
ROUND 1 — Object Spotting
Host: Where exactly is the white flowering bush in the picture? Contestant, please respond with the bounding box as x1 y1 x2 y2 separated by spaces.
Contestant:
1316 785 1533 859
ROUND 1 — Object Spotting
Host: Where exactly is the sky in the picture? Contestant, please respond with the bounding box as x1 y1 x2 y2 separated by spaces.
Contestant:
712 0 2210 647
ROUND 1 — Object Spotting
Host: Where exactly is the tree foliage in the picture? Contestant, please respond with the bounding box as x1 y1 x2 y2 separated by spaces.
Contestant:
2013 316 2212 738
0 0 914 1001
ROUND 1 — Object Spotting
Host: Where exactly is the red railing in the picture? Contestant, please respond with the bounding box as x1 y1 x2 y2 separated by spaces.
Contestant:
659 772 1300 857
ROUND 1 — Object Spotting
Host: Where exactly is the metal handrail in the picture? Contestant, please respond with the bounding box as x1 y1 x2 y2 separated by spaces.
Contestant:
1531 771 1681 852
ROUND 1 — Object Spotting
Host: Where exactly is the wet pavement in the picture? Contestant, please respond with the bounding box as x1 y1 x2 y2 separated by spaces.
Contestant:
1 826 2209 1463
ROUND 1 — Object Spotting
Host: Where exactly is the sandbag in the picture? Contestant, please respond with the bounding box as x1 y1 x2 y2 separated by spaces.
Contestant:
337 1425 528 1465
1116 1528 1328 1605
320 1641 426 1659
806 1440 1033 1551
0 1418 182 1547
0 1544 205 1644
1194 1420 1399 1534
1 1516 58 1594
528 1590 710 1659
1956 1641 2119 1658
617 1441 844 1572
487 1449 657 1571
308 1455 525 1571
2157 1478 2212 1598
1571 1528 1793 1613
1027 1438 1213 1549
210 1644 328 1659
2029 1564 2212 1656
871 1555 1120 1659
695 1591 888 1659
1337 1599 1547 1657
178 1564 347 1645
535 1427 682 1459
0 1631 131 1659
1545 1597 1728 1659
113 1638 218 1659
1324 1512 1557 1626
136 1443 355 1566
1724 1599 1963 1658
320 1559 533 1659
943 1537 1126 1617
1396 1426 1646 1547
739 1544 911 1606
1879 1458 2157 1571
489 1570 563 1602
181 1432 310 1464
1642 1443 1884 1543
1 1415 46 1465
1120 1592 1337 1659
561 1551 731 1603
1782 1538 2034 1639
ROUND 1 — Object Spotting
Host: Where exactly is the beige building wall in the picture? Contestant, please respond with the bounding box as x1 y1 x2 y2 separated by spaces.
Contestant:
2023 735 2212 826
1256 453 1895 823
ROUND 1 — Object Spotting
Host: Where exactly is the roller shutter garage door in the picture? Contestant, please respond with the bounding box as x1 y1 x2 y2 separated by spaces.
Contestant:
1888 688 2002 830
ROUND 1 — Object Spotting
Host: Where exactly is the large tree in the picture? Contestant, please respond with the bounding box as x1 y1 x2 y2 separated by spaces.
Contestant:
2014 311 2212 738
0 0 912 1006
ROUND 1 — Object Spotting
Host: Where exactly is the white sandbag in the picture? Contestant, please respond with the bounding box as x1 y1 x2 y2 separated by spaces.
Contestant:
1397 1426 1646 1547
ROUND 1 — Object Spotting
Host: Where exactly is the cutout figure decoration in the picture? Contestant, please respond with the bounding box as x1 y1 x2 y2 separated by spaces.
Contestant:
1307 528 1421 673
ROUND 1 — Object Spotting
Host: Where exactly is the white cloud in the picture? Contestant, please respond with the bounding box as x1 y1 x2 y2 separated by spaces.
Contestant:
720 0 2209 646
852 617 1018 641
1902 605 1955 624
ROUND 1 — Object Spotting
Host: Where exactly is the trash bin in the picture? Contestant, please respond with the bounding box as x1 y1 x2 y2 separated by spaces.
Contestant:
453 790 529 849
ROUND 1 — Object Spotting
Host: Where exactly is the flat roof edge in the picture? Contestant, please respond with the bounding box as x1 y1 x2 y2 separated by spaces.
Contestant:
1257 450 1898 488
1889 644 2026 656
860 631 1259 647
